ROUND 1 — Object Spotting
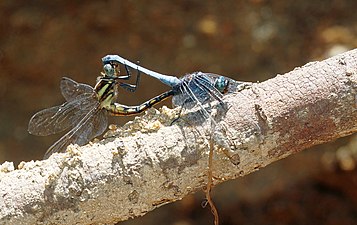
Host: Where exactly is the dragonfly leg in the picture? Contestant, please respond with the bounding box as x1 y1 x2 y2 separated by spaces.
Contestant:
170 100 188 125
115 63 132 80
119 65 141 92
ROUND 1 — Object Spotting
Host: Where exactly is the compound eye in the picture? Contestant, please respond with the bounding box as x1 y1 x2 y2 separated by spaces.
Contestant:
215 76 229 93
103 64 115 77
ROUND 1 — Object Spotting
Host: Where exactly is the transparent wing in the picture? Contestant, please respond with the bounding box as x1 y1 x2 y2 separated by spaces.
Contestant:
172 72 253 108
171 72 260 134
172 72 222 109
169 73 224 128
43 107 108 159
190 73 224 103
198 73 262 139
60 77 94 101
28 92 95 136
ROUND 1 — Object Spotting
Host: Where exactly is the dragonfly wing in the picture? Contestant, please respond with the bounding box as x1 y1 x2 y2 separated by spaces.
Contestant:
192 73 225 103
28 93 95 136
172 72 222 108
60 77 94 101
199 73 262 136
172 72 252 108
76 109 108 145
171 72 235 128
43 107 108 159
28 104 75 136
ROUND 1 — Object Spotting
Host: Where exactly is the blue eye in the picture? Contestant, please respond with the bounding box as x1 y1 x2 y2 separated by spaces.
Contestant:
214 76 229 93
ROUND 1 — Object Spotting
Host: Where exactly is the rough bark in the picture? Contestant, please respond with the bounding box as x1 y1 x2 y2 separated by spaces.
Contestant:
1 49 357 225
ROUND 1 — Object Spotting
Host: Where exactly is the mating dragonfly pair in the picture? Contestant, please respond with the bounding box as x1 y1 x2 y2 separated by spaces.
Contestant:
28 55 251 159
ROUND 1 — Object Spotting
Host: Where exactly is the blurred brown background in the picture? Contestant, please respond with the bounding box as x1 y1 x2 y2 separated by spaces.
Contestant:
1 1 357 224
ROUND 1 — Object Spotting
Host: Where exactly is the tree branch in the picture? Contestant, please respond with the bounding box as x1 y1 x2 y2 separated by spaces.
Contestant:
1 49 357 224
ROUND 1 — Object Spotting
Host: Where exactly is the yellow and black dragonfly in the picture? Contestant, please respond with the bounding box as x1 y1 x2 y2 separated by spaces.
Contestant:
28 63 172 159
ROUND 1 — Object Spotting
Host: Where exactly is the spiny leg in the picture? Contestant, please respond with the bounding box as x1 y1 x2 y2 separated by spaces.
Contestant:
114 62 131 80
119 64 141 92
170 99 188 125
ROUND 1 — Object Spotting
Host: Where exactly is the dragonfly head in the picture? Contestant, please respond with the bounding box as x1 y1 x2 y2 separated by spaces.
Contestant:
214 76 229 94
96 63 124 85
103 64 116 78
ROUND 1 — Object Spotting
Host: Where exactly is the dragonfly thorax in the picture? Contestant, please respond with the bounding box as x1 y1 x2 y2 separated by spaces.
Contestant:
94 77 116 108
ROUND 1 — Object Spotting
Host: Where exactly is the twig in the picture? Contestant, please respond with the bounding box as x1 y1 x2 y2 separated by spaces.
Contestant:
1 49 357 225
205 135 220 225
